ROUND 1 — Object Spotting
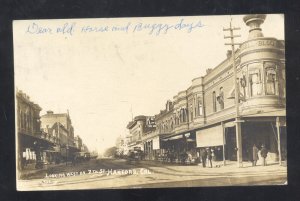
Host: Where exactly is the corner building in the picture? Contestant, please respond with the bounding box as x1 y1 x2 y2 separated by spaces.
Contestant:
138 14 286 164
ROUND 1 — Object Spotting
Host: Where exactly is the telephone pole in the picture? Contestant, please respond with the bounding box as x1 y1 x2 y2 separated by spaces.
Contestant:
223 18 243 168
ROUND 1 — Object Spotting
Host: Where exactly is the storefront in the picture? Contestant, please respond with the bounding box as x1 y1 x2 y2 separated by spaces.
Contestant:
18 132 55 171
196 124 226 162
195 116 287 163
160 132 197 164
143 136 161 160
241 116 286 163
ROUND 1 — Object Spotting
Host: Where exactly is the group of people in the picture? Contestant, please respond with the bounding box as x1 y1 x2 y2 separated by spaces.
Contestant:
252 144 268 166
199 148 215 168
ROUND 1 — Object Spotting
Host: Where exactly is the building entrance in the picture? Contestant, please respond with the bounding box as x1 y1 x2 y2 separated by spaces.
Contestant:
225 127 237 161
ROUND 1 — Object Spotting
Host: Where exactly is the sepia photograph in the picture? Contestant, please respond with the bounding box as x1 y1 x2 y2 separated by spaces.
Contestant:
14 14 286 191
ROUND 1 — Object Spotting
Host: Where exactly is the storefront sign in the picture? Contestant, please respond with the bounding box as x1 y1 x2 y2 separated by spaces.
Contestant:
241 39 279 51
152 137 160 150
146 116 156 128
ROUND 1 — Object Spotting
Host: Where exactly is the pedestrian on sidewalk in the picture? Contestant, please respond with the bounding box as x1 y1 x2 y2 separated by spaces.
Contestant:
200 148 207 167
252 144 259 166
211 148 216 161
207 148 213 168
260 144 268 166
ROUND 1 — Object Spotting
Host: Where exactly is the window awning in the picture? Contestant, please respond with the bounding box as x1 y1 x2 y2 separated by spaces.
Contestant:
224 121 235 128
162 134 183 141
227 86 235 99
227 86 245 101
196 125 224 147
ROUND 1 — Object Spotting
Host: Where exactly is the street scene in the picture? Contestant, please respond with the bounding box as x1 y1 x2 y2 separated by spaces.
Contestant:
18 158 286 190
14 14 286 190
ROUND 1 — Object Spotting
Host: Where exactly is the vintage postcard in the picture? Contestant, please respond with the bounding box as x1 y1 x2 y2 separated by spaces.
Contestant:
14 14 286 191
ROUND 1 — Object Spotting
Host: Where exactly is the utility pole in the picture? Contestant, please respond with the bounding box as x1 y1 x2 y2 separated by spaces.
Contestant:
223 18 243 168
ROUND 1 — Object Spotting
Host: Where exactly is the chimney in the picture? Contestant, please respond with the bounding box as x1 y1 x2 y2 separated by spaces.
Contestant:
47 110 54 115
243 14 266 40
206 68 212 74
226 50 232 58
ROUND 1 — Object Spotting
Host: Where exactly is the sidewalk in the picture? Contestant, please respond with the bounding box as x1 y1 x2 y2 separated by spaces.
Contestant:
138 159 286 171
19 162 70 179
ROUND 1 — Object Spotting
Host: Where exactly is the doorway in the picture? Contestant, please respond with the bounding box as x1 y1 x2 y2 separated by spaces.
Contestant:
225 127 237 161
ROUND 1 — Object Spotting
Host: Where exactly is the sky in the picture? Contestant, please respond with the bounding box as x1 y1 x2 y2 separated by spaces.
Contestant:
13 14 284 154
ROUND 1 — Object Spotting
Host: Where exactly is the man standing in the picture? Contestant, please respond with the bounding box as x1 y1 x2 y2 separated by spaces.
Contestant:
260 144 268 166
252 144 259 166
207 148 213 168
200 148 207 168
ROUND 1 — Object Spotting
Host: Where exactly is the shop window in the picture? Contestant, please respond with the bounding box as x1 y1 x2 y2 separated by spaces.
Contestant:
249 69 262 96
212 91 217 112
265 68 277 95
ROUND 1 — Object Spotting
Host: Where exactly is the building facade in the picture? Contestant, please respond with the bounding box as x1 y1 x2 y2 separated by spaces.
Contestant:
126 115 156 152
16 90 55 171
40 110 79 160
126 14 286 165
41 111 75 146
74 135 83 151
16 90 88 173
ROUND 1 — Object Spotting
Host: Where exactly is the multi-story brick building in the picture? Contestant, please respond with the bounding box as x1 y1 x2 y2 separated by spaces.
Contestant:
74 135 83 151
40 110 79 161
126 115 156 152
127 14 286 165
40 110 75 147
16 90 55 171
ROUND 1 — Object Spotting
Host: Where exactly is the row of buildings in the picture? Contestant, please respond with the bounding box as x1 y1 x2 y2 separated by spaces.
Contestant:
16 90 89 171
121 15 286 166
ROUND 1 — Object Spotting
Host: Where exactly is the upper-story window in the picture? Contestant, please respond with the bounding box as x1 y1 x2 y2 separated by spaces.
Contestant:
180 108 187 123
175 111 179 125
240 72 247 100
212 91 217 112
281 67 286 97
20 111 24 129
217 87 224 110
194 97 197 117
197 97 203 116
265 67 277 95
249 69 262 96
190 104 193 121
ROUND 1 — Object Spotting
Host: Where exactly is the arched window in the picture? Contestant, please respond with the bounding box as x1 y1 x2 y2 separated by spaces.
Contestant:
194 97 197 117
249 69 262 96
213 91 217 112
20 111 23 129
190 104 193 121
197 97 203 116
218 87 224 110
266 68 277 95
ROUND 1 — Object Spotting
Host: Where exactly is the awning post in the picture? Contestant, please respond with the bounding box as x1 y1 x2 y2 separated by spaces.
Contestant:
276 117 282 165
221 122 226 166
